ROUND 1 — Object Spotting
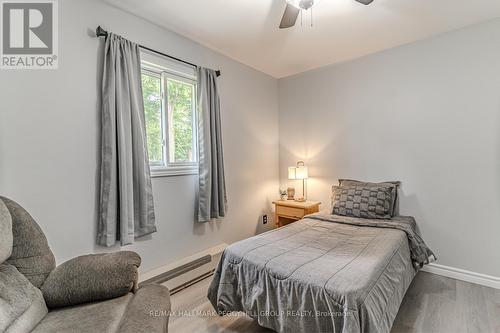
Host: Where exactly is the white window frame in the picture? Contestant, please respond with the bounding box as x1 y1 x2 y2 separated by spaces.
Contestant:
141 56 198 177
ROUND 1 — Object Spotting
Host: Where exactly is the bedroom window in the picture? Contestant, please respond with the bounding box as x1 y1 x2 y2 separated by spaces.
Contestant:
141 52 198 177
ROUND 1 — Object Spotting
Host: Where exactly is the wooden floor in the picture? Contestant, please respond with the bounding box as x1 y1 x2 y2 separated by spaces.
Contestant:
168 271 500 333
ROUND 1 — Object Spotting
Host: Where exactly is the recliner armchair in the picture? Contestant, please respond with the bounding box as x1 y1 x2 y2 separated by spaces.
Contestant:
0 196 170 333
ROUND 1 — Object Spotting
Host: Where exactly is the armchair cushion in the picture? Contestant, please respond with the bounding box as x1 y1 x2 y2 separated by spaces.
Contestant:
0 263 48 333
32 284 170 333
0 199 13 263
32 293 134 333
0 196 56 288
40 251 141 308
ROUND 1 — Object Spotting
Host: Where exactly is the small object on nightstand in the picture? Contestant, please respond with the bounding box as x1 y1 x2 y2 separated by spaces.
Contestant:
287 187 295 200
272 200 321 228
279 189 287 200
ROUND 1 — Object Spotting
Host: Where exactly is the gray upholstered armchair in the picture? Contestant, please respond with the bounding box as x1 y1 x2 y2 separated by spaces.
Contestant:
0 196 170 333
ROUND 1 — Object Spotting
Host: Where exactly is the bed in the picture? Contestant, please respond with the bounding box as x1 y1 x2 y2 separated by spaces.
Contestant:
207 213 435 333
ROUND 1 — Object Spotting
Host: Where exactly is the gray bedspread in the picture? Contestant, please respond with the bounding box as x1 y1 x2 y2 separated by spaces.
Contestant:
208 214 435 333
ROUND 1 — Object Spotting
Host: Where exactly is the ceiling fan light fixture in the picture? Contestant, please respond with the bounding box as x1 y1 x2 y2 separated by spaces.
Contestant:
280 0 374 29
286 0 314 10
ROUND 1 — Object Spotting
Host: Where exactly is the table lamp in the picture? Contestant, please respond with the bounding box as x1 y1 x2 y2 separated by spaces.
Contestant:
288 161 308 202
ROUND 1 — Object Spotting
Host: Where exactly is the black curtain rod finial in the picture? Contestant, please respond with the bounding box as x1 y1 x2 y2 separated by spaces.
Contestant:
96 26 108 38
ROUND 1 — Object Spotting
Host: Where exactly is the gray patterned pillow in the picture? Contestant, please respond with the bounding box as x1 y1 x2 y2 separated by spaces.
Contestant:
332 185 396 219
338 179 400 216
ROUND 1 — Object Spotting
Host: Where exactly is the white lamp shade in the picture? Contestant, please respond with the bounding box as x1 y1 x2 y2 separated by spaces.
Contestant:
295 166 308 180
288 165 308 180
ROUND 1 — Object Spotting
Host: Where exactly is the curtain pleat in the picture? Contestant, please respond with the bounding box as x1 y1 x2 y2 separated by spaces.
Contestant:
97 33 156 246
197 67 227 222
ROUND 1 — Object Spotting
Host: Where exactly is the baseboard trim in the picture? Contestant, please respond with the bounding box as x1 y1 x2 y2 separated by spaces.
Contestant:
422 263 500 290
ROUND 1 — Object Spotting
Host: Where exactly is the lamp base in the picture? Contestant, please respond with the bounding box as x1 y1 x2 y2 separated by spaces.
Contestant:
294 197 306 202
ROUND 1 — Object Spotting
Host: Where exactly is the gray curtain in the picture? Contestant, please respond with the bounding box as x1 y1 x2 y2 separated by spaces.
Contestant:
197 67 227 222
97 33 156 246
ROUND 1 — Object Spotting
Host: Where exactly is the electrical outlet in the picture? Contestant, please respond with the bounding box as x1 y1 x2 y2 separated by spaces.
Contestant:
263 214 268 224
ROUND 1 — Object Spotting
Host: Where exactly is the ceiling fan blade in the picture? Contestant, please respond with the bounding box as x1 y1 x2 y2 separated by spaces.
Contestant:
279 3 300 29
355 0 374 4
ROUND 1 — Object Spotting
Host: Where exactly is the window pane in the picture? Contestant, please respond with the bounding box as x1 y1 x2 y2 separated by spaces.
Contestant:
166 78 195 163
141 73 164 164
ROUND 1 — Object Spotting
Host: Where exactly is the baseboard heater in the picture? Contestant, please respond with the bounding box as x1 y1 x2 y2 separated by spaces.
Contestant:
139 243 226 294
140 255 211 288
168 269 215 295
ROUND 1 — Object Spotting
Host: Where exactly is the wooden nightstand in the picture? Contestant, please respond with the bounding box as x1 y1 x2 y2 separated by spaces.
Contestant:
272 200 321 228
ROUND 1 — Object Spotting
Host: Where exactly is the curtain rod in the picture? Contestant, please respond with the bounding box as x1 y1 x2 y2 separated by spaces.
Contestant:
95 26 221 77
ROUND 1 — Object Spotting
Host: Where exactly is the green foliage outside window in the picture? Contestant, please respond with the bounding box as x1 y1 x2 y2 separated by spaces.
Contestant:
141 71 196 166
167 79 194 163
141 73 163 163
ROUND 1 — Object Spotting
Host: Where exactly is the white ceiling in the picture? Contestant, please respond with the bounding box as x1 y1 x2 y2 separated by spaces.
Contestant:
105 0 500 78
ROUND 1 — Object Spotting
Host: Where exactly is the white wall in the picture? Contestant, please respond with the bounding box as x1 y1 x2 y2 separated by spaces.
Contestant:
278 19 500 277
0 0 279 273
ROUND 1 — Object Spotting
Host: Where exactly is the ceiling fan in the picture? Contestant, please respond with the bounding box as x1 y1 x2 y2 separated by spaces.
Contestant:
279 0 374 29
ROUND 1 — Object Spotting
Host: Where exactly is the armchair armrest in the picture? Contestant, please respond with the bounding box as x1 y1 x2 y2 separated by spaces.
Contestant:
117 284 171 333
40 251 141 308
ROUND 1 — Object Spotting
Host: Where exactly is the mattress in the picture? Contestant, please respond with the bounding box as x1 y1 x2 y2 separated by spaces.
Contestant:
207 215 419 333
